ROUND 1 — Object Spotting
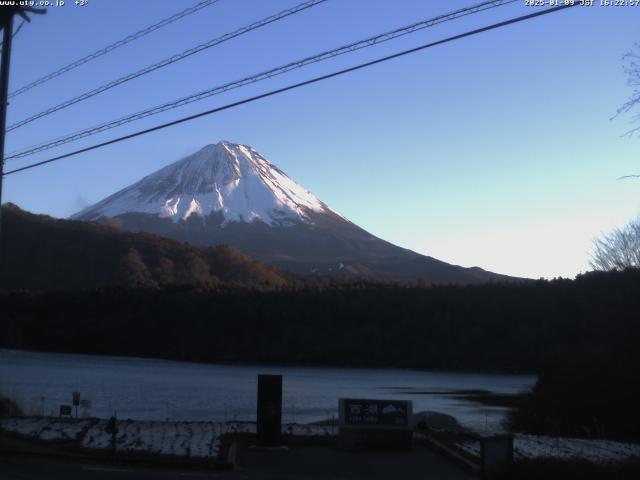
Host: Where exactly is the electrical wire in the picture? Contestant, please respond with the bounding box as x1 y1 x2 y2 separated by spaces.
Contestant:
6 0 328 131
8 0 222 98
3 4 577 177
7 0 517 160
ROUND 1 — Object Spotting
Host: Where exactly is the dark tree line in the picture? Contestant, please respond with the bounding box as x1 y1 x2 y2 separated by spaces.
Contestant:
2 269 638 372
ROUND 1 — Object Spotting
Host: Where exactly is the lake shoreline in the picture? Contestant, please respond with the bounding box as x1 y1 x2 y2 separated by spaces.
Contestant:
0 347 538 377
0 348 535 431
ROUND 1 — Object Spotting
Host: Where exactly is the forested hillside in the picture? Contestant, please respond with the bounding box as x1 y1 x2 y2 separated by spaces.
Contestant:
0 204 288 290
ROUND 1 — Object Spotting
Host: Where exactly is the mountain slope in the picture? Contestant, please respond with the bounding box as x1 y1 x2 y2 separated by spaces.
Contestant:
73 140 515 284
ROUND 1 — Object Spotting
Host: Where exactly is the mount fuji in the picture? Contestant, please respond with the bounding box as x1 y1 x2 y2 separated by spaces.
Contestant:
73 140 511 283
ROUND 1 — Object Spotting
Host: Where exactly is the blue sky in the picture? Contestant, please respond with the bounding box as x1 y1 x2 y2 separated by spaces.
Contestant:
3 0 639 279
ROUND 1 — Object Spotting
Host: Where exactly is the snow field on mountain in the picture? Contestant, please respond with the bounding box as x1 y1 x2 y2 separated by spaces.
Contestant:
73 141 328 226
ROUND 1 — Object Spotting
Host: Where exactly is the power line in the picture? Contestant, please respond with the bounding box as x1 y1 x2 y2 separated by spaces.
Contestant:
12 19 25 38
8 0 222 98
7 0 518 160
6 0 328 132
3 4 577 177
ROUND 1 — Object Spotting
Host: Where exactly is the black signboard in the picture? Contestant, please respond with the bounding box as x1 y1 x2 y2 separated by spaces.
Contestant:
72 391 80 406
59 405 72 417
341 399 410 428
257 374 282 445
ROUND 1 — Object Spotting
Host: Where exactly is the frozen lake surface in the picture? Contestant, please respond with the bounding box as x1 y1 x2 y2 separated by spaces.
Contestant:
0 349 535 432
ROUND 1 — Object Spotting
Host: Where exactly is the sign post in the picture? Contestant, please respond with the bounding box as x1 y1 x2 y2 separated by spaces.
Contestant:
256 374 282 445
72 391 80 418
338 398 413 450
105 416 119 455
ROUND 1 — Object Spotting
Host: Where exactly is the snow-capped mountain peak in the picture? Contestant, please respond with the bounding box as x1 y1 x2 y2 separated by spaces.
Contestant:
73 140 330 225
71 140 513 284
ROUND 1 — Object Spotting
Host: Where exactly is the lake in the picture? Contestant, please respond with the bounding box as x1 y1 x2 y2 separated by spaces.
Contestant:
0 349 535 432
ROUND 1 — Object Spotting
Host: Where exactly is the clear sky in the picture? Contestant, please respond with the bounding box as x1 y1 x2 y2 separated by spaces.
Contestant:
3 0 639 279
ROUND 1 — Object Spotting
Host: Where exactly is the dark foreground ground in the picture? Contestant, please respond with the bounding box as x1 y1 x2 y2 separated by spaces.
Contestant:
0 452 228 480
512 460 640 480
0 445 473 480
234 443 473 479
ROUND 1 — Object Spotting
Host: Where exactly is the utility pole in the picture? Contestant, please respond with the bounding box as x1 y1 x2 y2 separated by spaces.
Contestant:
0 12 14 256
0 6 45 259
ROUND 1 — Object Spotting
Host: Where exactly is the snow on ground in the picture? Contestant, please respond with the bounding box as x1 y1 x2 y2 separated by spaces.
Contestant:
81 420 219 458
5 416 637 465
283 422 337 437
455 434 640 465
1 417 334 459
0 417 95 442
214 421 336 437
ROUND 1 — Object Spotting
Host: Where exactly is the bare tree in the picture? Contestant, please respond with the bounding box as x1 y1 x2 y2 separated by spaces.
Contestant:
591 216 640 271
615 43 640 137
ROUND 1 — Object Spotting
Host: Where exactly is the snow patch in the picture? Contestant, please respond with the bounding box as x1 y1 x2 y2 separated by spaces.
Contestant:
1 417 335 459
454 434 640 465
81 420 219 458
0 417 94 442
